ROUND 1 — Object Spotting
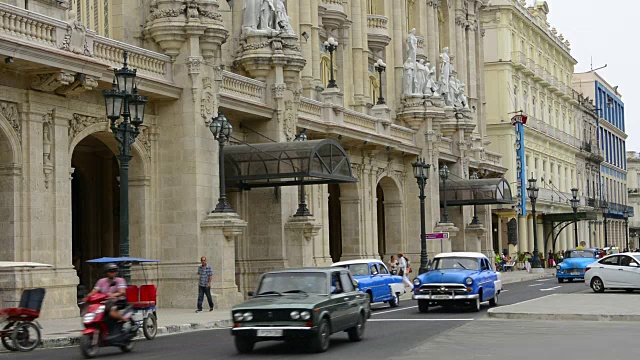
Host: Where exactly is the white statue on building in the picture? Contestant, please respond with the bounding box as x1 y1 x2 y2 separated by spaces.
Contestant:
243 0 294 35
242 0 261 31
406 28 418 65
457 80 469 108
439 47 451 93
416 59 428 95
275 0 295 34
260 0 276 30
403 59 417 96
425 62 438 96
445 74 458 106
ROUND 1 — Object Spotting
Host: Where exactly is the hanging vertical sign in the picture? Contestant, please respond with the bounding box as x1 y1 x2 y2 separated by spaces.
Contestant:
512 114 528 217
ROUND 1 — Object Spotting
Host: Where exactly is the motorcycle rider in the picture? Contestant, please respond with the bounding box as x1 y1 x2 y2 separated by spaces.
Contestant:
85 263 131 343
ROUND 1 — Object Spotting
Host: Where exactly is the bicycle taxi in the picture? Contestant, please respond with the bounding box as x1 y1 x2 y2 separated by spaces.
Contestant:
86 257 160 340
0 261 52 352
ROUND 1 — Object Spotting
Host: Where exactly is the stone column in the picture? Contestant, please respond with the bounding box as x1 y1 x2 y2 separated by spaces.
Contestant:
518 216 528 254
350 0 366 109
426 2 436 63
455 14 467 88
467 16 478 100
284 216 322 268
340 196 364 260
200 213 246 309
392 1 404 105
537 216 545 258
527 215 534 253
299 0 314 95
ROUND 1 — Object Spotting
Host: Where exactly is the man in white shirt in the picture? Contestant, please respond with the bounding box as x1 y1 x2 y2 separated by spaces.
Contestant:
397 253 413 288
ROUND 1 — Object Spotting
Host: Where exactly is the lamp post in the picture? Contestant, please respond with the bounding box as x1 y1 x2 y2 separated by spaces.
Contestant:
103 51 147 283
323 37 339 88
209 111 234 213
374 59 386 105
294 129 311 216
602 201 609 248
571 187 579 248
439 164 450 223
412 158 431 274
526 177 541 268
624 209 629 251
470 171 480 225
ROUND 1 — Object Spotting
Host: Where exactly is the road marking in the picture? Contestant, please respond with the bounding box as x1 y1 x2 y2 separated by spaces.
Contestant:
528 283 543 287
372 305 418 316
369 318 474 322
536 278 552 282
500 289 509 292
540 286 561 292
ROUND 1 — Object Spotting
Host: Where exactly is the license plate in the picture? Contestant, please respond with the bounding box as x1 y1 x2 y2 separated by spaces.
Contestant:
257 329 283 337
432 295 452 300
571 271 581 275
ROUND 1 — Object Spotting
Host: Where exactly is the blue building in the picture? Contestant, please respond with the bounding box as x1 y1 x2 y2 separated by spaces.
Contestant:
574 71 631 249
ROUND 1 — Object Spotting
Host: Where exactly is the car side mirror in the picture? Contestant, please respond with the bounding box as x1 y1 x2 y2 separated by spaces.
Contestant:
352 279 359 287
248 291 254 297
371 271 378 276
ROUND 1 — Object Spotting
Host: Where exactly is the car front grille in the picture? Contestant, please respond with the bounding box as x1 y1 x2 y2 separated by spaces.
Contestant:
250 309 292 322
417 284 468 295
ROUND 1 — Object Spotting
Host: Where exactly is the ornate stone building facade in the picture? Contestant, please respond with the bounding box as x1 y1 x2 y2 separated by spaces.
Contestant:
0 0 504 318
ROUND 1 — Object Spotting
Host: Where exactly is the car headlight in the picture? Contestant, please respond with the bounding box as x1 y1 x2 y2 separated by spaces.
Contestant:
556 265 561 270
243 312 253 321
82 313 96 323
464 277 473 285
233 312 244 322
413 278 421 286
290 310 300 320
300 311 311 320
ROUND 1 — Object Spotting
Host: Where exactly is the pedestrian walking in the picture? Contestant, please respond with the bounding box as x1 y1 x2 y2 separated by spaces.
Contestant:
388 255 399 275
196 256 214 312
397 253 413 288
547 250 554 268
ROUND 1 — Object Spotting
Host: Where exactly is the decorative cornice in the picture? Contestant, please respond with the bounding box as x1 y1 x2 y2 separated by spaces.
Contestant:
148 5 187 21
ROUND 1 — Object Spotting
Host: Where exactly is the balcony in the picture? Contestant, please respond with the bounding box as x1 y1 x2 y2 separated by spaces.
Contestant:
534 64 545 82
512 51 526 69
320 0 348 29
581 141 605 163
527 58 536 73
366 15 391 52
549 75 559 93
542 70 552 87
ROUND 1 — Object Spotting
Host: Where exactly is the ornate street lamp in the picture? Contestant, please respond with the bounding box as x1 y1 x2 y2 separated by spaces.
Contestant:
571 187 579 248
624 209 630 251
527 177 541 268
294 129 311 216
439 164 450 223
374 59 387 105
470 171 480 225
412 157 431 274
102 51 147 283
323 37 339 89
209 111 234 213
602 201 609 248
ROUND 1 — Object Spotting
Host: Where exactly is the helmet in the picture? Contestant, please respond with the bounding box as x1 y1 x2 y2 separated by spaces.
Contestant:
103 263 118 273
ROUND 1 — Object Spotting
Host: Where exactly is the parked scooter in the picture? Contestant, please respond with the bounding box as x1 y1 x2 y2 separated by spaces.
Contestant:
78 293 138 359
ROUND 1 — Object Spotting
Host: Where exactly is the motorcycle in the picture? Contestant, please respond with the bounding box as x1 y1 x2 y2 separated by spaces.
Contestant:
79 293 138 359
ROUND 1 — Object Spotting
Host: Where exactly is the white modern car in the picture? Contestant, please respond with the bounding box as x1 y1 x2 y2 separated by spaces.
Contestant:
584 253 640 293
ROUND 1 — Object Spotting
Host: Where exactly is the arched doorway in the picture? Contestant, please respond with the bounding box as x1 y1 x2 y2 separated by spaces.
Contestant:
377 177 403 260
0 124 18 261
71 134 120 288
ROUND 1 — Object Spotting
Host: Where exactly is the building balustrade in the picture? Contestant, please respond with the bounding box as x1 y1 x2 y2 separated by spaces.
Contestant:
0 2 172 83
512 51 526 69
524 116 580 148
221 71 266 103
320 0 347 28
366 14 391 51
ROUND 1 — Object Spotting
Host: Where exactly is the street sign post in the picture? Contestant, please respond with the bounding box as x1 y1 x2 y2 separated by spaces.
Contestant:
425 233 449 254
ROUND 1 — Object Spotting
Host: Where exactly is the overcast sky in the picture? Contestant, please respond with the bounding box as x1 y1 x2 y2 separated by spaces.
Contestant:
543 0 638 151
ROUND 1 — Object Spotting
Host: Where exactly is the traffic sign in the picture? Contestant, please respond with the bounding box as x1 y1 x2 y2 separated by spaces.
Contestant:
425 233 449 240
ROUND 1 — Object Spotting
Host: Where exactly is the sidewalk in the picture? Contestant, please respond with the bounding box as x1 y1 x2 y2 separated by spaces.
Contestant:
488 293 640 321
499 268 554 284
34 308 231 349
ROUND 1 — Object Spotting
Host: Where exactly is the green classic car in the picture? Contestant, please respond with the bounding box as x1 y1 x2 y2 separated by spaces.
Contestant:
231 268 371 353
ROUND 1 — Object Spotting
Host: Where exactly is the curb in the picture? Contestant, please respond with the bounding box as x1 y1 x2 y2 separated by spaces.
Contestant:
38 319 232 350
501 272 553 285
486 311 640 322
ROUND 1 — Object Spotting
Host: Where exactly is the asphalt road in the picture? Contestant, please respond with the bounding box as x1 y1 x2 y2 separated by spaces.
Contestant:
1 278 588 360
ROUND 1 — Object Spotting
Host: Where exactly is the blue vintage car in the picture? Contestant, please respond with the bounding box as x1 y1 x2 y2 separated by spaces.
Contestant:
412 252 502 312
332 259 405 308
556 249 598 283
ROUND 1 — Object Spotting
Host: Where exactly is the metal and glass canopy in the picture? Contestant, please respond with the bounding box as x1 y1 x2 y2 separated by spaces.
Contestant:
224 139 357 190
439 178 513 206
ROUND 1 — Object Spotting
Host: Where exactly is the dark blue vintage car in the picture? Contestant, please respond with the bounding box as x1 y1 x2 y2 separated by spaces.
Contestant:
412 252 502 312
556 249 598 283
332 259 405 308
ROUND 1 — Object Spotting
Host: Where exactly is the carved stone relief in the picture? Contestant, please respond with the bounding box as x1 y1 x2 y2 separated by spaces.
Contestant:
148 5 187 21
137 126 152 159
283 101 295 141
42 110 54 189
31 71 75 93
59 21 92 57
0 101 20 143
68 113 107 145
201 77 215 124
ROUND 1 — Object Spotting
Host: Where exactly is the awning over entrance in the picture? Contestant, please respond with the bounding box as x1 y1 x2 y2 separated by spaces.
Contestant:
224 139 357 189
439 178 513 206
543 212 598 223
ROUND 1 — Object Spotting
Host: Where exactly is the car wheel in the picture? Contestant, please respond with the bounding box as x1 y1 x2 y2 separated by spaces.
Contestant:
489 292 498 307
557 278 564 283
234 337 255 354
79 334 98 359
472 297 481 312
347 313 365 342
389 292 400 308
1 323 17 351
12 322 40 352
418 300 429 313
590 277 605 293
143 314 157 340
310 318 331 353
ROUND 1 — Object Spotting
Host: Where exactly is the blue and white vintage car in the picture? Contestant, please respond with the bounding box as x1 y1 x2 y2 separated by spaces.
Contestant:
556 249 598 283
412 252 502 312
332 259 405 308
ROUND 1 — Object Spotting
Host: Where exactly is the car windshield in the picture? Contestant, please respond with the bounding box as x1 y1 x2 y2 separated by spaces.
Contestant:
257 272 327 295
568 250 596 258
432 257 479 270
338 264 370 276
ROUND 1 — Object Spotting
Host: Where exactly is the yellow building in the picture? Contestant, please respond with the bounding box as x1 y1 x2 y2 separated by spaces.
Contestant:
482 0 587 257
